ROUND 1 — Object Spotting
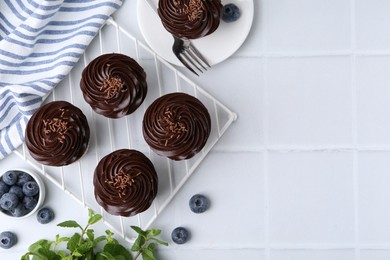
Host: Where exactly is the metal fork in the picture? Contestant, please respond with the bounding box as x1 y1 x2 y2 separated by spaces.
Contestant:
172 36 210 76
143 0 210 75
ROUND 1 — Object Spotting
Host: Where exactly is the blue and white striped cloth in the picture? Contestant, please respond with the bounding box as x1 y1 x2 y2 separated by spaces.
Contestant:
0 0 122 159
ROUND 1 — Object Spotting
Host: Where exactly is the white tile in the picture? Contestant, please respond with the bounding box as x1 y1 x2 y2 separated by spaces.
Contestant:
358 152 390 243
157 249 265 260
268 152 355 243
153 152 265 248
360 250 390 260
270 250 355 260
356 0 390 50
195 58 264 151
235 0 264 57
265 0 350 51
267 57 353 146
356 57 390 146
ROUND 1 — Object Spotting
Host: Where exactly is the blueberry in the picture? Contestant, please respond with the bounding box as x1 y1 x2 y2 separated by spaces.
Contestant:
222 3 241 23
16 171 32 187
0 231 17 249
171 227 189 244
23 181 39 197
0 181 9 197
22 196 37 210
9 186 23 199
9 203 26 217
2 171 18 186
189 194 209 213
37 207 54 224
0 193 19 211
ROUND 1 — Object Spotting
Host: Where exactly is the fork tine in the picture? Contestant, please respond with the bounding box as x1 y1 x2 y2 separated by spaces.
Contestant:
182 52 204 74
188 42 210 68
172 36 209 76
176 53 199 76
186 48 207 71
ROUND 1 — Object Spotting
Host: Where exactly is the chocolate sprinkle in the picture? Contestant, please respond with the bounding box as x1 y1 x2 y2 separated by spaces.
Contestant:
103 76 125 99
42 118 68 143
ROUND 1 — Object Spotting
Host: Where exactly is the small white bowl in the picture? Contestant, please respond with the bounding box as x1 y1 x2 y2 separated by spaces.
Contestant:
0 169 46 219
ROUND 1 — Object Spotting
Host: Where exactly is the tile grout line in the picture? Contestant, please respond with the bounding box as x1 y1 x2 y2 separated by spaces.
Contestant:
214 146 390 153
350 0 360 259
263 68 270 259
263 124 270 259
262 0 270 258
232 50 390 59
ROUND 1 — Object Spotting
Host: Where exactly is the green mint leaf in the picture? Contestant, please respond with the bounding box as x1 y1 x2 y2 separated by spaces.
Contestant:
96 252 107 260
148 243 156 251
67 233 81 252
77 240 94 254
20 254 30 260
130 226 145 236
150 237 169 246
105 230 114 237
57 250 68 257
141 247 156 260
86 229 95 241
88 208 94 219
72 250 83 257
105 230 117 244
98 251 116 260
55 235 70 244
146 229 161 237
105 230 114 240
28 239 51 252
85 250 95 260
37 247 61 260
88 214 102 225
131 235 145 252
103 243 132 260
111 256 128 260
94 235 107 246
57 220 82 230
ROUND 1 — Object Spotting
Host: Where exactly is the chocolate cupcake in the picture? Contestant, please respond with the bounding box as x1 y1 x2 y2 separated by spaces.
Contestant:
158 0 223 39
143 92 211 160
94 149 158 217
80 53 147 118
25 101 90 166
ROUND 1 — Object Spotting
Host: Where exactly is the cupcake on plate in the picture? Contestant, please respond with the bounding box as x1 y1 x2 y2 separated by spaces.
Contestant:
143 92 211 160
25 101 90 166
158 0 223 39
94 149 158 217
80 53 147 118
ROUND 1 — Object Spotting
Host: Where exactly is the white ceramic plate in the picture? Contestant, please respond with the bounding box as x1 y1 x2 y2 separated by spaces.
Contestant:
137 0 254 66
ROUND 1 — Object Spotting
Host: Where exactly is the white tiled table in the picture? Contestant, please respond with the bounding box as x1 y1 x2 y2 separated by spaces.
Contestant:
2 0 390 259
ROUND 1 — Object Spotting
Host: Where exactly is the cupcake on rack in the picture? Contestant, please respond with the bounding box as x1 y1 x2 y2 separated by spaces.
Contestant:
94 149 158 217
142 92 211 160
158 0 223 39
80 53 147 118
25 101 90 166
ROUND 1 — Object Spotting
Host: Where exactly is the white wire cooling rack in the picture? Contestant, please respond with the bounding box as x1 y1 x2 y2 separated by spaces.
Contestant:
14 18 236 242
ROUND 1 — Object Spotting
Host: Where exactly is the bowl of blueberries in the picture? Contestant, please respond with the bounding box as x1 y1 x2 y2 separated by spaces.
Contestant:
0 169 45 218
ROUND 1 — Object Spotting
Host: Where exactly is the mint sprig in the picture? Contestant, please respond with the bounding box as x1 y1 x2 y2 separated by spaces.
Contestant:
21 209 168 260
131 226 169 260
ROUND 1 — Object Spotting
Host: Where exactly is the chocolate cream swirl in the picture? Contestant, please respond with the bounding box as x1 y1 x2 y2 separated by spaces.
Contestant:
143 92 211 160
94 149 158 217
25 101 90 166
80 53 147 118
158 0 223 39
